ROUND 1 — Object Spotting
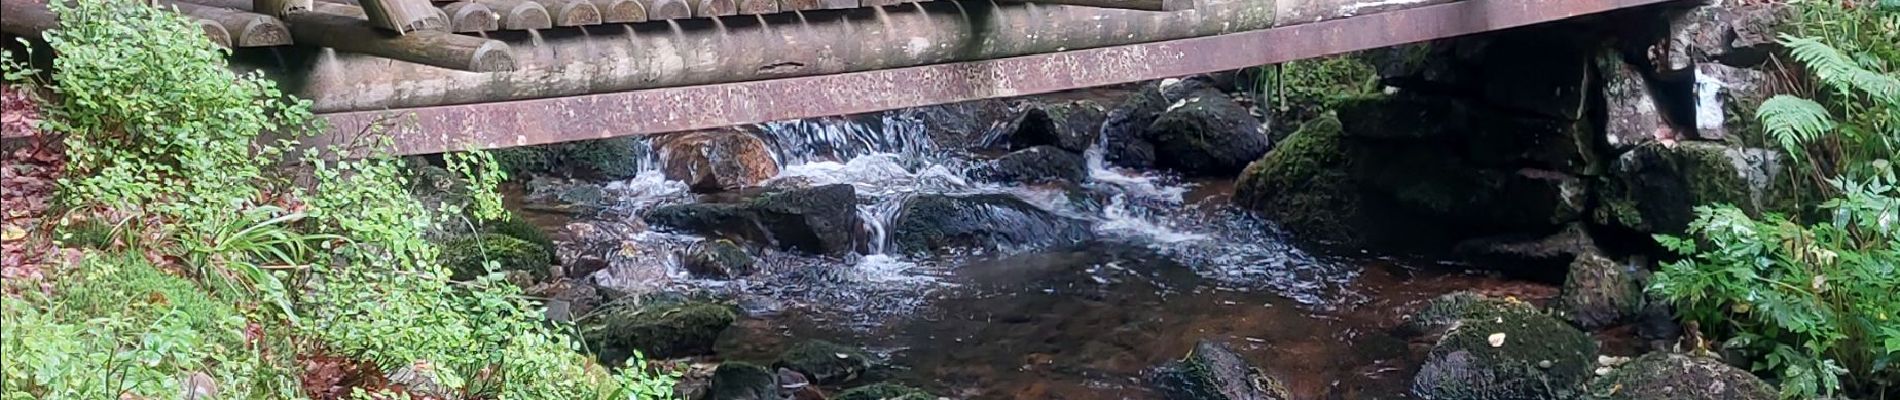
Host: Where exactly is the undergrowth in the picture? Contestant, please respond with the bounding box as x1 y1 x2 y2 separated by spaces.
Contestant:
0 0 677 398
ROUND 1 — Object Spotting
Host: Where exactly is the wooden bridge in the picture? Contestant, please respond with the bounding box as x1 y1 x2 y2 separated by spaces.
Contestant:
3 0 1680 155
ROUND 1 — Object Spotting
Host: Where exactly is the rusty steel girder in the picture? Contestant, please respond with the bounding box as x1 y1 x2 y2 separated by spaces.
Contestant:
317 0 1684 155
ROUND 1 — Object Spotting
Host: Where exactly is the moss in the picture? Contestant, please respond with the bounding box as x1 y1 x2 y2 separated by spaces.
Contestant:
1585 353 1774 400
774 340 873 385
1413 311 1597 400
482 214 556 264
439 233 553 281
1399 291 1541 337
833 383 934 400
1674 142 1754 210
1234 113 1364 244
581 298 737 361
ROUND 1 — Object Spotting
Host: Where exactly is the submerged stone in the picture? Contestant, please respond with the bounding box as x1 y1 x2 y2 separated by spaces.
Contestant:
887 193 1094 255
833 383 935 400
1145 340 1291 400
646 184 862 255
774 340 874 385
581 297 737 362
1585 352 1774 400
682 239 757 279
1412 308 1597 400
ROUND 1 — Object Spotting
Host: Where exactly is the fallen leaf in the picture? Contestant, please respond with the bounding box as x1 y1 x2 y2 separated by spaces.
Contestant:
1487 333 1507 348
1 225 23 242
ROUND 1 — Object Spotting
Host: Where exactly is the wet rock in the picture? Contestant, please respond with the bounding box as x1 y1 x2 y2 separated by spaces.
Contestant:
1599 52 1677 151
1461 107 1601 176
1653 4 1791 75
646 184 862 255
708 362 779 400
439 233 553 282
1334 93 1468 140
1691 64 1775 140
773 340 873 385
1585 352 1774 400
1102 78 1219 169
887 193 1094 255
1594 142 1781 233
1560 249 1644 330
683 239 756 279
834 383 935 400
580 297 736 362
1145 340 1292 400
979 146 1087 185
1398 291 1542 338
1453 223 1596 281
1006 100 1107 153
657 129 780 193
1144 91 1271 176
495 137 649 180
1234 114 1379 247
1412 308 1597 400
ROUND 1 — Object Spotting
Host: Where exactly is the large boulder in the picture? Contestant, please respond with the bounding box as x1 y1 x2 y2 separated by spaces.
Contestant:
1559 249 1644 330
978 146 1087 185
1145 340 1292 400
1235 114 1384 247
580 296 737 362
886 193 1094 255
774 340 874 385
657 129 780 193
1143 92 1271 176
1005 100 1107 153
1585 352 1775 400
1412 307 1597 400
1102 78 1219 169
646 184 862 255
1598 52 1677 151
834 383 935 400
708 362 780 400
682 239 757 279
439 233 553 282
1594 142 1781 233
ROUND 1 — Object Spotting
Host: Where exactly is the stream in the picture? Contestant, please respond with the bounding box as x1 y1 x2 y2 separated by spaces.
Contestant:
509 95 1564 399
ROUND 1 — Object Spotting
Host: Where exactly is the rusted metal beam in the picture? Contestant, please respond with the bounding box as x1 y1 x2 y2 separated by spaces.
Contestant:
317 0 1684 155
1006 0 1192 11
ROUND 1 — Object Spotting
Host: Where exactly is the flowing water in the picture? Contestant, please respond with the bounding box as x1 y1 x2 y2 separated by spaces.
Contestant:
513 99 1560 399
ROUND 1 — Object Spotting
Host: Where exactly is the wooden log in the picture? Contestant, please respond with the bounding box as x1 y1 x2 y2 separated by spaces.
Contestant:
440 1 499 32
0 0 57 38
285 7 515 71
776 0 819 12
859 0 897 7
255 0 311 16
162 1 291 46
735 0 774 14
641 0 688 19
471 0 552 29
690 0 733 17
312 0 447 30
357 0 445 32
1006 0 1190 11
816 0 852 9
191 18 234 48
532 0 601 26
590 0 644 23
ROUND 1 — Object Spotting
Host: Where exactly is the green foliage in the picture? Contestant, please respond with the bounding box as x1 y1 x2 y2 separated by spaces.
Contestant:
1654 4 1900 397
1251 55 1380 125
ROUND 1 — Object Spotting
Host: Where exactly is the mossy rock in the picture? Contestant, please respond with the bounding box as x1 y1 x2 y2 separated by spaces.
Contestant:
1399 291 1542 338
1584 353 1774 400
707 362 778 400
439 233 553 281
483 214 556 264
1594 142 1781 233
1146 340 1292 400
834 383 935 400
1234 113 1374 247
495 137 647 180
1412 310 1597 400
581 297 737 362
683 239 756 279
1559 250 1643 330
773 340 874 385
1143 92 1270 176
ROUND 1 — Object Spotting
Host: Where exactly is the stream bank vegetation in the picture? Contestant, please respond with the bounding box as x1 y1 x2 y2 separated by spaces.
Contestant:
1648 1 1899 398
0 0 677 398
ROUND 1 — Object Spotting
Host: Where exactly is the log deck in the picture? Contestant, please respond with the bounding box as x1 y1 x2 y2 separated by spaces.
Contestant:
0 0 1685 155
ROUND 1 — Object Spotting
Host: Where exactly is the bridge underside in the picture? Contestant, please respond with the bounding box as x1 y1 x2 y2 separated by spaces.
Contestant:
290 0 1678 155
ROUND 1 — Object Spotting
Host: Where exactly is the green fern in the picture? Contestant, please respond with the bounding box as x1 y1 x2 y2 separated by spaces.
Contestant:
1784 35 1900 103
1757 95 1836 161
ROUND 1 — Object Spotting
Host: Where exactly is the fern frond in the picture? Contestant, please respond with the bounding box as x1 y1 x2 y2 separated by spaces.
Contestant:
1783 35 1900 104
1756 95 1836 160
